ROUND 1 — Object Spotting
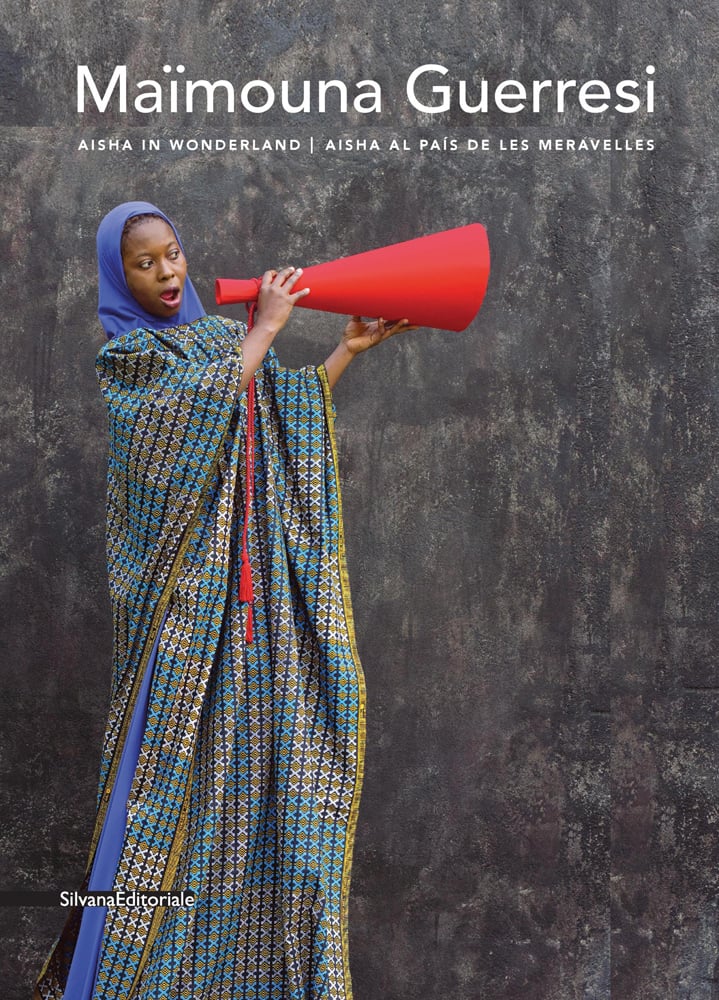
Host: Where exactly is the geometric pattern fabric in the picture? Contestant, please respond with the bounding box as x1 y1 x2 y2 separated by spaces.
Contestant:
35 317 365 999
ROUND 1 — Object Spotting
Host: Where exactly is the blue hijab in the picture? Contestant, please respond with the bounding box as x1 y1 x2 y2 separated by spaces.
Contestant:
97 201 205 339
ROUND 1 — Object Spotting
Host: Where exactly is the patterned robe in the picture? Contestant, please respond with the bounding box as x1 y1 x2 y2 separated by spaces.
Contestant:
35 316 365 999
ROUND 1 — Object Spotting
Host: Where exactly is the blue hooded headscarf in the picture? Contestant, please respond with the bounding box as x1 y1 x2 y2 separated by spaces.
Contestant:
97 201 206 339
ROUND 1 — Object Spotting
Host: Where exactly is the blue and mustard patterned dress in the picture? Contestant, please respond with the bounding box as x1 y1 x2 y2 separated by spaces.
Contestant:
35 316 365 1000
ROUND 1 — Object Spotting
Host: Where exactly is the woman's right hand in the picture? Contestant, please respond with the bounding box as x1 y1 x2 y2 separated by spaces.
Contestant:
237 267 310 393
254 266 310 336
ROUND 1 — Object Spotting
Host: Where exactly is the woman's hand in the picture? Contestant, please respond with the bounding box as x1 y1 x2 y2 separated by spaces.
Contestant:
253 266 310 337
323 315 419 389
340 315 417 355
238 266 309 393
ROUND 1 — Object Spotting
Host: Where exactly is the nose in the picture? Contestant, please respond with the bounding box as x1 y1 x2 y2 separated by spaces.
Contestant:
158 257 174 280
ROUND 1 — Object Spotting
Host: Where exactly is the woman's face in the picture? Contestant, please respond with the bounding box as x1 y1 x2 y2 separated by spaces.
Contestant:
121 217 188 318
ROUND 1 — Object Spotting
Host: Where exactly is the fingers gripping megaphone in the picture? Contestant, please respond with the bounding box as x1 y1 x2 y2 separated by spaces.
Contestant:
215 223 490 332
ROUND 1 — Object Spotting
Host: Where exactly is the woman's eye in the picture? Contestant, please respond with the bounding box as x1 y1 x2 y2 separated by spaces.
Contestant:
169 249 180 260
139 260 153 270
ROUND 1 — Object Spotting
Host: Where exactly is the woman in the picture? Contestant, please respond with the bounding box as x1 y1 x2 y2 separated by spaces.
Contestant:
36 201 412 999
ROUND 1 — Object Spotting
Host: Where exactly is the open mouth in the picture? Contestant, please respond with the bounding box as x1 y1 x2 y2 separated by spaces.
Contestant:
159 286 182 309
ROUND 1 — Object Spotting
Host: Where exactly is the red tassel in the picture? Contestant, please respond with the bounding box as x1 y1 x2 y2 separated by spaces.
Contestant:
239 302 257 646
245 604 254 645
239 554 254 602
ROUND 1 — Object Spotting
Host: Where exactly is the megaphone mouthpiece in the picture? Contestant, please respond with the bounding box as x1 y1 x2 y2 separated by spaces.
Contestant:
215 276 263 306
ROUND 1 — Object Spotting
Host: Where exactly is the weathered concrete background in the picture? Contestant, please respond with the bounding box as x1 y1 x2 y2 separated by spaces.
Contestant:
1 1 717 998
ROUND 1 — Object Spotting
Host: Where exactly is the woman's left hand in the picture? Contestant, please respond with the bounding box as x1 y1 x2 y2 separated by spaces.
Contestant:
341 315 419 356
323 315 419 390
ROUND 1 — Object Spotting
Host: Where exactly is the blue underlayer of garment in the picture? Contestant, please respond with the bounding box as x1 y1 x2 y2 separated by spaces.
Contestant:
62 618 165 999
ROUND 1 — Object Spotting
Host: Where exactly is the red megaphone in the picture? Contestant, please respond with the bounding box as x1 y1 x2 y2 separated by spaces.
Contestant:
215 224 490 332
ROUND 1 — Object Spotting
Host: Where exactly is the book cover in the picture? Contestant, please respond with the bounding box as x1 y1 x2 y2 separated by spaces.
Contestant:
2 4 716 998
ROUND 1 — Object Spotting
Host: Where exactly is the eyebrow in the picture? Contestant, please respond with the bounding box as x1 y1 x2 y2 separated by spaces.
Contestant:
127 241 181 260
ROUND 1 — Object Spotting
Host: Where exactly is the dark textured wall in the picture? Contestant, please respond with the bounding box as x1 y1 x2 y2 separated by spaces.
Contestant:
1 2 717 998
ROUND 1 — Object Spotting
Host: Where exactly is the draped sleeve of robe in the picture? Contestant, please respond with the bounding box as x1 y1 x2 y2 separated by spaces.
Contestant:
35 315 366 1000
